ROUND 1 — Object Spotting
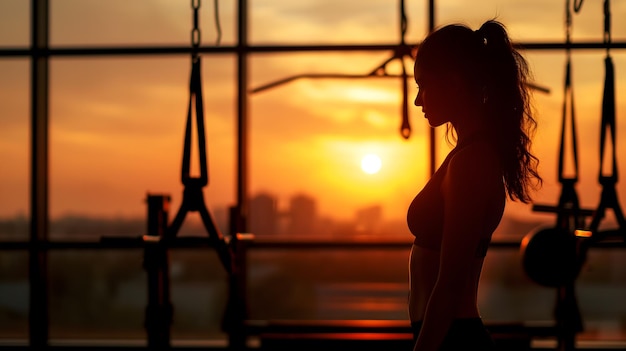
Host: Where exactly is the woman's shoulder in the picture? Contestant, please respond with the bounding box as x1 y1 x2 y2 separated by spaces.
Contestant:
447 140 502 184
452 138 498 162
444 140 506 210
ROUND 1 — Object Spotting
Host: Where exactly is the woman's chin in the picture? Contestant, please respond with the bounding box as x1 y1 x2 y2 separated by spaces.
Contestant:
426 117 446 128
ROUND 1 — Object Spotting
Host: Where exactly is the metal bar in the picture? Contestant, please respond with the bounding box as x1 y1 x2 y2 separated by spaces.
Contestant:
3 41 626 58
2 237 625 251
29 0 49 347
234 0 249 235
0 239 521 250
428 0 436 176
144 195 172 349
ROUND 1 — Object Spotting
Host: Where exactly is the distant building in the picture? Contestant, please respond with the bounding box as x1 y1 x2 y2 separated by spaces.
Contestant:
355 205 383 234
249 193 278 235
287 193 317 235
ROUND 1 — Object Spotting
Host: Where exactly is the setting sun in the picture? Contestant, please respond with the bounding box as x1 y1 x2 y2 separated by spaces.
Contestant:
361 154 382 174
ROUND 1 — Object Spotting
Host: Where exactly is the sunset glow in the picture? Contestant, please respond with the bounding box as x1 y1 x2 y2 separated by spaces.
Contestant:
1 1 625 229
361 154 382 174
3 2 626 344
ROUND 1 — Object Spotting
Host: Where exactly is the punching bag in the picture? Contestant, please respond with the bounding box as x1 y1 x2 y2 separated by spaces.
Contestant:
521 226 580 287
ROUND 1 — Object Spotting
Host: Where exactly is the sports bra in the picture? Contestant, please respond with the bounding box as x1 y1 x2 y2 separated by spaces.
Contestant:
407 134 496 253
406 149 457 251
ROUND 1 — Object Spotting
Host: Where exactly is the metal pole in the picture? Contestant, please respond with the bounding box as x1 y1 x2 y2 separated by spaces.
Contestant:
29 0 49 347
428 0 436 176
235 0 249 235
144 194 172 349
3 41 626 58
224 3 250 349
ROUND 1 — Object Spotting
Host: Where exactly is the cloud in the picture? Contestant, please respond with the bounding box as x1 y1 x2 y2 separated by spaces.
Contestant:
250 0 399 44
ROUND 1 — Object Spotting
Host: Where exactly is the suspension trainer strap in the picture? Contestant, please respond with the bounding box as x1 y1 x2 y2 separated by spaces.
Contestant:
558 57 579 184
401 61 410 139
587 53 626 236
588 0 626 237
181 59 209 187
554 0 582 230
182 0 208 186
399 0 411 139
598 55 617 184
599 0 616 183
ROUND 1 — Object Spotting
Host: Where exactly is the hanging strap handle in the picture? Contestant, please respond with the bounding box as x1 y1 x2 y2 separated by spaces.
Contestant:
182 58 209 187
558 56 579 184
599 0 616 184
558 0 579 185
598 55 617 184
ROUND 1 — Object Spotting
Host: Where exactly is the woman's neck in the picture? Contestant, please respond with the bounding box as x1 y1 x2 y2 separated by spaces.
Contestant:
453 116 491 148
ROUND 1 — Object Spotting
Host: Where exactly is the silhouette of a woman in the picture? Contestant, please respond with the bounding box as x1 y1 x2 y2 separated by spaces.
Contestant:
407 20 541 351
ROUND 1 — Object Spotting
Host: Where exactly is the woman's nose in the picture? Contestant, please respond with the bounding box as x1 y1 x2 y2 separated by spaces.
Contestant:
415 90 423 107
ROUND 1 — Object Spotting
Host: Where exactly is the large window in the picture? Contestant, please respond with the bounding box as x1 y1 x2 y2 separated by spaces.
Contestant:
1 0 626 346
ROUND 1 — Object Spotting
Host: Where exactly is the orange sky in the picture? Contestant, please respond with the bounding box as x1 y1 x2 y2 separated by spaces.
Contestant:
1 1 626 230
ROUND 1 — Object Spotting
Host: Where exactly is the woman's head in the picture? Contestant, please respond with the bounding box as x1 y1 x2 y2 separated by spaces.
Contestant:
415 20 542 203
414 24 484 127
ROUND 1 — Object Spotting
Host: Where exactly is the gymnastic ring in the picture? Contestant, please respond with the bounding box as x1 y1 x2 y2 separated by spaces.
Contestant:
520 226 581 287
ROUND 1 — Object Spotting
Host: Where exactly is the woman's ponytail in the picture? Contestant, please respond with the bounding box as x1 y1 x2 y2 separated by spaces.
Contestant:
479 20 540 203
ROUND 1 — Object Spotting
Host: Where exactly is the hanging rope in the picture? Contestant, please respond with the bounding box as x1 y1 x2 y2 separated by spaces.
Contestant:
191 0 201 60
191 0 222 58
603 0 611 52
560 0 579 185
213 0 222 46
399 0 411 139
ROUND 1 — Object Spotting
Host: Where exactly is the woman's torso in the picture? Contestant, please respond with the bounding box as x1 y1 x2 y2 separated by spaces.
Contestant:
407 140 505 322
408 245 487 321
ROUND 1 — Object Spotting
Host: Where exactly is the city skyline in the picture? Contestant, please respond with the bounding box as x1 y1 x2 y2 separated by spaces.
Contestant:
0 190 401 238
0 188 560 242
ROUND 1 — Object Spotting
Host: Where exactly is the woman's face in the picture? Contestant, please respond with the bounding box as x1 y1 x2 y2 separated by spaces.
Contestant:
413 59 465 128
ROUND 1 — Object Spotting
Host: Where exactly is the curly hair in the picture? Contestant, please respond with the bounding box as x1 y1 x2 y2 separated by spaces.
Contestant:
416 20 542 203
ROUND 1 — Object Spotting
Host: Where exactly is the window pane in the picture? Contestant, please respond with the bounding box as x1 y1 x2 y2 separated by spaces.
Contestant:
436 0 626 42
248 247 410 320
49 56 236 239
250 0 427 45
249 52 428 236
48 249 228 341
524 51 626 231
50 0 237 46
576 249 626 340
0 60 30 240
49 250 145 340
0 251 28 340
0 1 29 47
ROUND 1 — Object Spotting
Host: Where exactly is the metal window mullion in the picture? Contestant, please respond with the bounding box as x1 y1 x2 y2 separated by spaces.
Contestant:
428 0 436 176
234 0 249 235
29 0 49 347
